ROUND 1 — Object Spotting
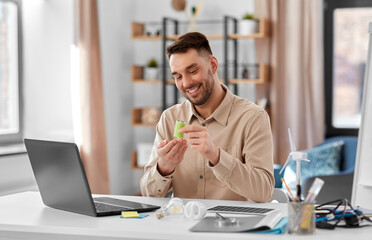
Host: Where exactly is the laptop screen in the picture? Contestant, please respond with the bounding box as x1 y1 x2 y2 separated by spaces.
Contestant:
25 139 100 216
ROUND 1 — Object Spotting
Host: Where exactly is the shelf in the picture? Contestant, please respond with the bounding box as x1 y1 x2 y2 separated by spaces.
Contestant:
131 22 161 40
131 151 144 170
132 18 268 41
131 65 144 82
132 21 223 41
132 79 162 84
132 108 161 126
169 19 268 40
132 79 174 84
132 65 174 84
228 64 268 84
229 19 269 39
132 35 162 41
132 65 161 82
166 34 225 41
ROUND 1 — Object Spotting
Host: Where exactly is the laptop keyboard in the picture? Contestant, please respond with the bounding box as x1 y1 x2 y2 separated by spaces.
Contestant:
94 202 131 213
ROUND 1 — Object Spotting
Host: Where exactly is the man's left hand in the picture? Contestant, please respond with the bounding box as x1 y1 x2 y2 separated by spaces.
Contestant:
178 125 220 165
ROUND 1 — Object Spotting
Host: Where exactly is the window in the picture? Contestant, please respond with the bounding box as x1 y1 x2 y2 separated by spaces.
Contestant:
0 0 22 145
324 0 372 137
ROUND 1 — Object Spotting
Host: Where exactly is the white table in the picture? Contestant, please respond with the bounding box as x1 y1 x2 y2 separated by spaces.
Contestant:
0 191 370 240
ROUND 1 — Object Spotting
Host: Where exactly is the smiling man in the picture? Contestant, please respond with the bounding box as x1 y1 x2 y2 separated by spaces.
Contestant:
140 32 274 202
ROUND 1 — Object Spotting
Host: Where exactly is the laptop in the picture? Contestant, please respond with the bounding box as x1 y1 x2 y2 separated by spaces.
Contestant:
24 138 160 217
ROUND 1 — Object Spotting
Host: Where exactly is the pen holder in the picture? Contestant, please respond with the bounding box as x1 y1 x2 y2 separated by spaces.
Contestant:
288 202 315 234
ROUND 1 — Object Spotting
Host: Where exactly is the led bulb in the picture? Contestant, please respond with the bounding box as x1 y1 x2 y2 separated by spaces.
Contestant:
155 198 184 219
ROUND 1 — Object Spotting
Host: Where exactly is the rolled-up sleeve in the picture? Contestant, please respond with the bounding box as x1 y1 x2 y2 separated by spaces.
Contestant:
140 113 174 197
209 111 274 202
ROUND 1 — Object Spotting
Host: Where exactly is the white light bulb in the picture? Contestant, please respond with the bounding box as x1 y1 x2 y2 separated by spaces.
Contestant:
155 198 184 219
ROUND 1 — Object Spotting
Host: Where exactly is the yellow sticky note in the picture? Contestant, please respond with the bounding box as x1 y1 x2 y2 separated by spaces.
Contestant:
121 211 140 218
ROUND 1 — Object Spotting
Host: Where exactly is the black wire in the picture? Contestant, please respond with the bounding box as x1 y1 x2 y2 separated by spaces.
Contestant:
315 199 372 229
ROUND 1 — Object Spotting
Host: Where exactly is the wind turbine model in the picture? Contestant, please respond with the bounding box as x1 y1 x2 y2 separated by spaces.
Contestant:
279 128 310 201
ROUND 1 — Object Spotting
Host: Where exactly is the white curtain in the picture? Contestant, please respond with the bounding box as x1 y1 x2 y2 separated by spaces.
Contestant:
255 0 325 164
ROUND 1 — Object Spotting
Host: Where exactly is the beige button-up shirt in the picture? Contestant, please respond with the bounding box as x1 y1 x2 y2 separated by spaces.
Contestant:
140 85 274 202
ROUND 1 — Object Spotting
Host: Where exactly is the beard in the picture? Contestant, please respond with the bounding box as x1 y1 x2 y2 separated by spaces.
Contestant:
181 69 215 106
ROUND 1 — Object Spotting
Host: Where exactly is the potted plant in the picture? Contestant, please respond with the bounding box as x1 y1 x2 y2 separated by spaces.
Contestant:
239 13 258 35
145 58 158 80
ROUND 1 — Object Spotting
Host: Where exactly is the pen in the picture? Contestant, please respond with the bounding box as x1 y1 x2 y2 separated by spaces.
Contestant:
281 178 295 201
296 184 302 202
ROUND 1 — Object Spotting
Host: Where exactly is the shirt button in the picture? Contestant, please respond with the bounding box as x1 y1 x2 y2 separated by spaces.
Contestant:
202 123 206 127
158 190 161 192
200 175 204 179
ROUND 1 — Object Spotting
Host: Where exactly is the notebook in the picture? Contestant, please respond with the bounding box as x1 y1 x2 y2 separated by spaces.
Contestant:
24 138 160 217
190 209 282 233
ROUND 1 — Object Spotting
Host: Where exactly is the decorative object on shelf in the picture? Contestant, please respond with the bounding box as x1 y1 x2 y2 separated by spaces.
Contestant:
239 13 258 35
171 0 186 11
187 1 204 32
248 63 259 79
144 58 159 80
141 108 161 125
146 28 160 37
242 65 249 79
137 143 153 167
145 23 161 37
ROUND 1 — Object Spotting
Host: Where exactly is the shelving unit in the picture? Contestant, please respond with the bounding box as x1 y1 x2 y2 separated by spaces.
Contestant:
131 17 270 170
132 19 269 41
223 16 270 95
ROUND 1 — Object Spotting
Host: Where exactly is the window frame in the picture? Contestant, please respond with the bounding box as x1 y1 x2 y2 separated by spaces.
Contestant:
324 0 372 137
0 0 23 146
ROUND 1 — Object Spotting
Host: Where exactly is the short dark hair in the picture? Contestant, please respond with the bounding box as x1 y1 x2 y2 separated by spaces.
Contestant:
166 32 213 59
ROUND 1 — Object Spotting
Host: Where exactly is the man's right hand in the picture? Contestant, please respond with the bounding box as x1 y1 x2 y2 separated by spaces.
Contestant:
157 139 188 176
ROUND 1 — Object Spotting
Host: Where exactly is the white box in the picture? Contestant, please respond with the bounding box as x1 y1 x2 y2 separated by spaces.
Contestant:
137 143 153 167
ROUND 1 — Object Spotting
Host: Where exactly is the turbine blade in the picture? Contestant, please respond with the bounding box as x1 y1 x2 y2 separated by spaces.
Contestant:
279 155 292 174
288 128 296 152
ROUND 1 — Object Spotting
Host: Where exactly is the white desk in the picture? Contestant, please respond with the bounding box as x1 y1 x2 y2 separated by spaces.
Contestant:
0 191 370 240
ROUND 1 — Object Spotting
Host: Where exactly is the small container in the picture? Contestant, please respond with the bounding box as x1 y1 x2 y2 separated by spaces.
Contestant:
174 120 186 138
215 217 239 228
288 202 315 234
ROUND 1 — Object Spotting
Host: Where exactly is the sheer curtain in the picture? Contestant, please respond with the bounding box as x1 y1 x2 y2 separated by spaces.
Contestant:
255 0 325 164
72 0 110 193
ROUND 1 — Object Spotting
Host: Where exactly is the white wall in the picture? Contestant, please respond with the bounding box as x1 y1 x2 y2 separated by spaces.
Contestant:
0 0 74 196
98 0 138 194
23 0 74 141
0 154 36 196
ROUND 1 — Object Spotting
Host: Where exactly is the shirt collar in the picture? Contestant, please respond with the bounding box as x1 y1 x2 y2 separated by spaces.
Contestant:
185 84 234 126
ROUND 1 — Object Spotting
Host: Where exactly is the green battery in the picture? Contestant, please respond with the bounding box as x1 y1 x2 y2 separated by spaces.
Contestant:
174 120 186 138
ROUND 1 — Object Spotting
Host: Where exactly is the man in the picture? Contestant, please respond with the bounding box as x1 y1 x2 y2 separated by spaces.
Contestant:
140 32 274 202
